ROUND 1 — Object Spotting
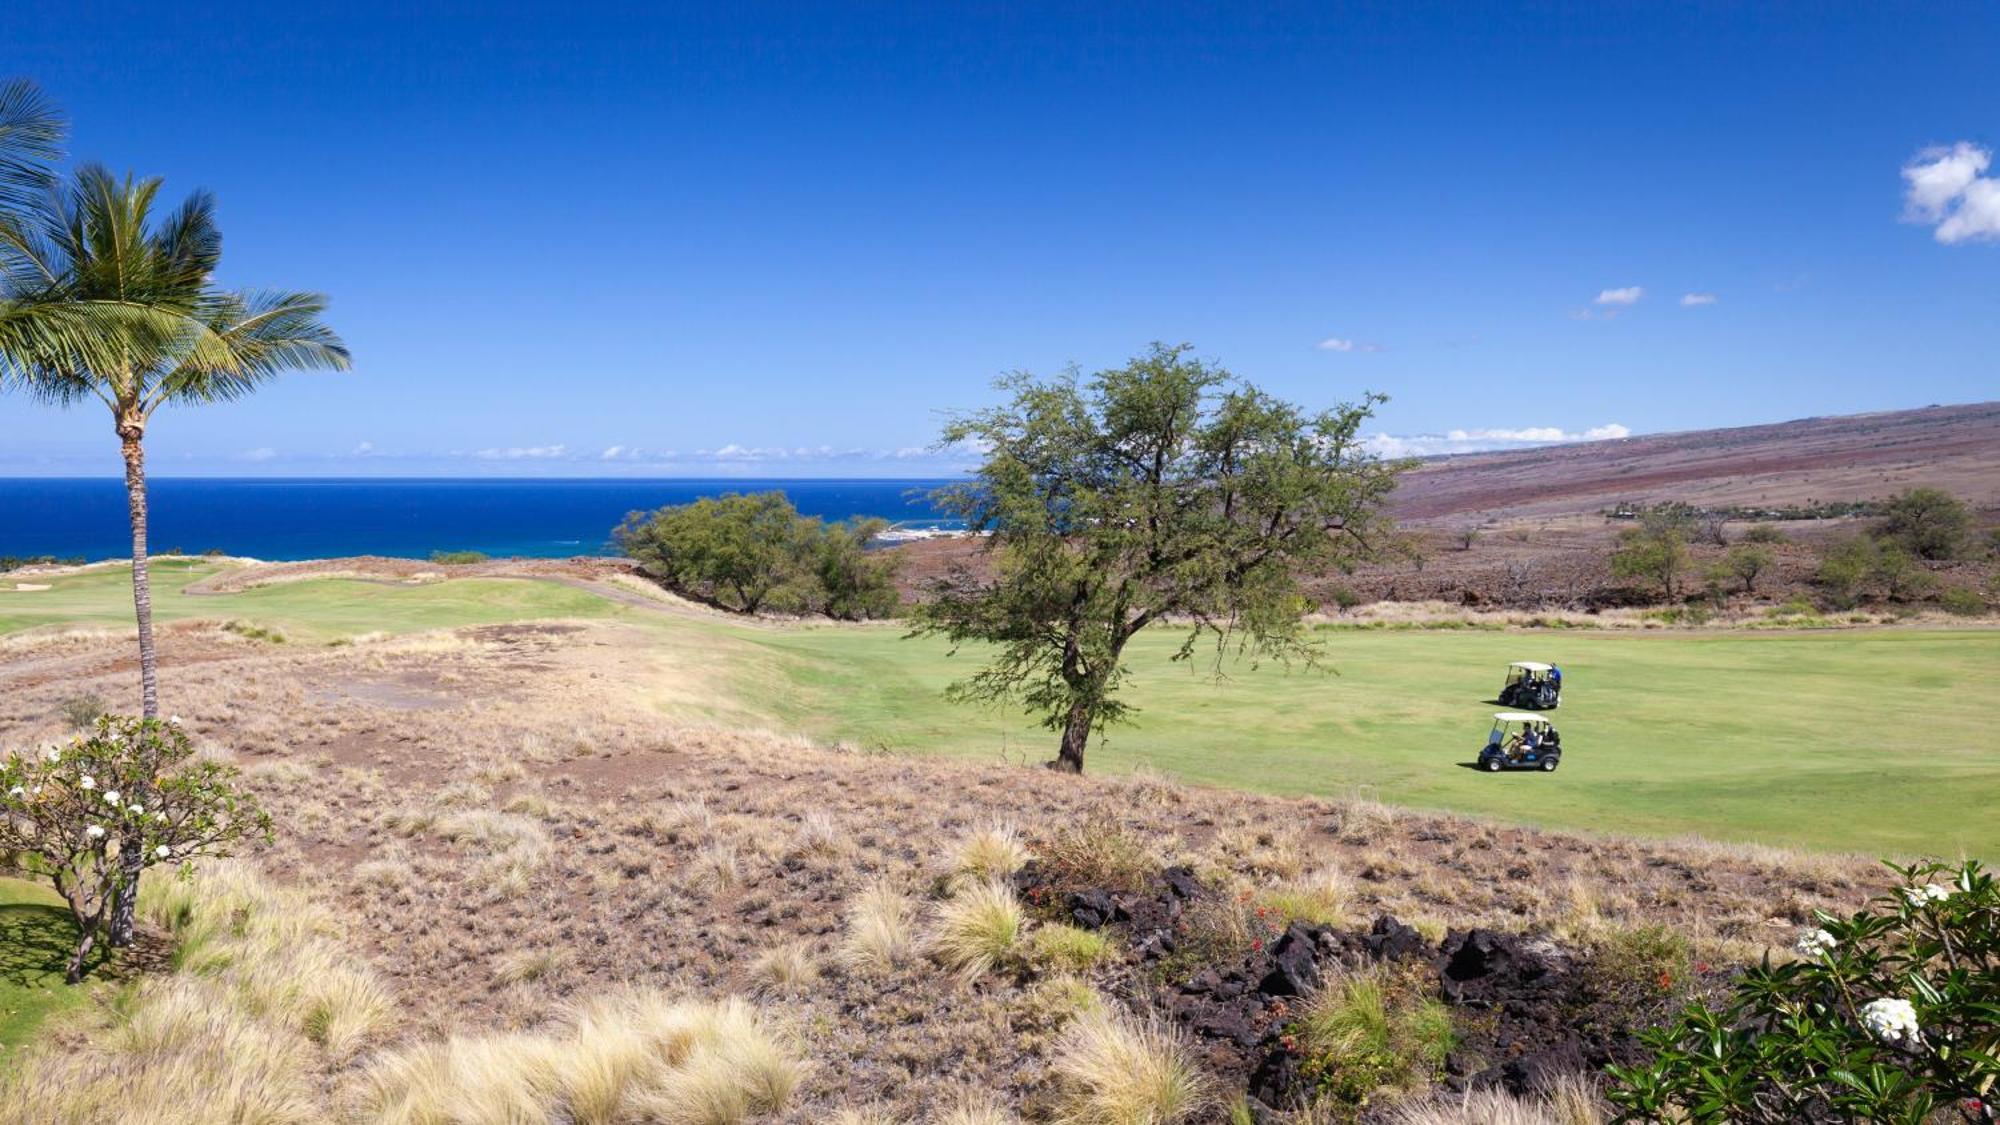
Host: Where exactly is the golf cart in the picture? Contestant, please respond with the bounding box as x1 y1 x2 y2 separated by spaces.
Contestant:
1478 712 1562 772
1498 661 1562 710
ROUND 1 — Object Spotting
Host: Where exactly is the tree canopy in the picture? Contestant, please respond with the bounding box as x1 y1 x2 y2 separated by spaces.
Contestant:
616 491 901 619
913 343 1406 772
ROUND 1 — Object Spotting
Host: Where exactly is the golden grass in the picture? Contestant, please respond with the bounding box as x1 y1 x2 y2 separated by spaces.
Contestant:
931 880 1026 977
953 823 1030 882
361 991 804 1125
1051 1007 1210 1125
841 880 919 973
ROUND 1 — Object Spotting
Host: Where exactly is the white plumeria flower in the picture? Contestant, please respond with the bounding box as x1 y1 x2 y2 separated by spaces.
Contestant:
104 789 121 805
79 775 95 791
1861 997 1920 1044
85 824 105 840
154 845 171 859
128 801 145 815
168 715 183 726
7 786 23 799
1794 928 1837 958
44 748 60 763
1902 884 1952 906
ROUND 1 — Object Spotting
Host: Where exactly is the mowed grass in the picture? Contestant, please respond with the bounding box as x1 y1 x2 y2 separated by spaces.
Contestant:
0 560 620 642
744 622 2000 859
0 878 93 1054
6 563 1997 857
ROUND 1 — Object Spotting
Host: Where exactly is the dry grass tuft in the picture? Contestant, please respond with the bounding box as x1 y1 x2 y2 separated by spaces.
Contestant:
954 823 1030 881
362 991 804 1125
841 881 919 973
931 880 1026 977
1052 1006 1210 1125
1387 1071 1608 1124
748 941 820 995
936 1091 1022 1125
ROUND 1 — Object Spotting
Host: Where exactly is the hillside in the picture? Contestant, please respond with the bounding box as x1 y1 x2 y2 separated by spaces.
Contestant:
1391 401 2000 524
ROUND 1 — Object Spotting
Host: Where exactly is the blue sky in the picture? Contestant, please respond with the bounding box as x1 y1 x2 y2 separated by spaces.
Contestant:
3 2 1996 477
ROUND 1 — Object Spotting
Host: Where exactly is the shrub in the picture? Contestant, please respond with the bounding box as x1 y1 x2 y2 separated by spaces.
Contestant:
1878 487 1973 560
1328 584 1363 613
429 550 490 564
1610 518 1693 601
1053 1007 1210 1124
58 692 106 732
1610 859 1999 1122
1740 523 1789 545
1815 536 1878 608
1938 586 1987 617
0 716 271 981
1036 814 1157 897
616 491 899 618
931 880 1026 977
1718 543 1775 594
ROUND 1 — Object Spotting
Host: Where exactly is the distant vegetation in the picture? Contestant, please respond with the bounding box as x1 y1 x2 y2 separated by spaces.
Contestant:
428 550 490 565
0 554 85 572
616 491 900 620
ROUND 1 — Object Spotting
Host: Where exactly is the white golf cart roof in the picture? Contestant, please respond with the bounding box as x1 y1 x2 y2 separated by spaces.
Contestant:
1508 661 1553 672
1493 711 1549 724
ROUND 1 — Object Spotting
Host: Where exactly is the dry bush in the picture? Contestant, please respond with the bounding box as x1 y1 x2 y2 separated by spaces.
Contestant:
953 823 1030 882
1037 813 1157 895
931 880 1026 977
1052 1007 1210 1125
842 881 919 973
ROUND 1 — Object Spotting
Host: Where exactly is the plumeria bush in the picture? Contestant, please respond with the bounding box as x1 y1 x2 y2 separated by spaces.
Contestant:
0 715 270 981
1610 859 1998 1123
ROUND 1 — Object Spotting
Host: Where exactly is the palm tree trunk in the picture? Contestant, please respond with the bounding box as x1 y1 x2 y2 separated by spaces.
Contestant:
119 423 159 719
110 419 154 947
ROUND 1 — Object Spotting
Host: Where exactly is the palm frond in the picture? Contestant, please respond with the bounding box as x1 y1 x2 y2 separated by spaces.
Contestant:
0 299 214 404
0 78 64 217
152 289 349 408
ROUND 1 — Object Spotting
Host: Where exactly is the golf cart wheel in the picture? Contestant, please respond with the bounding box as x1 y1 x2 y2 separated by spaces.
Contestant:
1484 758 1503 772
1540 757 1559 772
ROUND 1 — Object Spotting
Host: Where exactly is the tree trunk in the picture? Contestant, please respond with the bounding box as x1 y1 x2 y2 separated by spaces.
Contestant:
119 425 159 720
111 421 154 947
1051 701 1091 773
66 924 98 984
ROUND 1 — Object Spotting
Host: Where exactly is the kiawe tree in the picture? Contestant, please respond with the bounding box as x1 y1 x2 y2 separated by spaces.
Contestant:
914 344 1406 773
0 78 345 944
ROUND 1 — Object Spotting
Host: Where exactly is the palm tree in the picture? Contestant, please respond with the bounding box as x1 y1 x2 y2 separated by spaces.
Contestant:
2 82 349 943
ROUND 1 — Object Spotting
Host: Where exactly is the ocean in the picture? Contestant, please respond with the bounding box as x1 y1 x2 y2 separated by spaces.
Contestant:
0 478 959 562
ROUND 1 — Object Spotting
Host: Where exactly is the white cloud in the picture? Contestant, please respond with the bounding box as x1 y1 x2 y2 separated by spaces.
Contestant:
599 445 625 460
1363 422 1631 458
1679 292 1717 307
1595 286 1644 306
474 444 568 460
1903 142 2000 244
352 440 376 455
239 447 277 462
1317 336 1384 353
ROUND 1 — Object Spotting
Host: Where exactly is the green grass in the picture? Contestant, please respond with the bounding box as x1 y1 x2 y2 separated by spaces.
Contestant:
7 563 1998 857
0 878 93 1054
0 560 620 642
742 621 2000 859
